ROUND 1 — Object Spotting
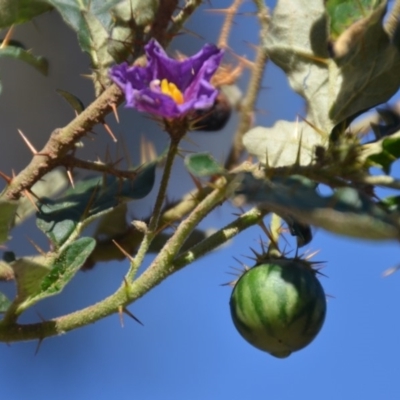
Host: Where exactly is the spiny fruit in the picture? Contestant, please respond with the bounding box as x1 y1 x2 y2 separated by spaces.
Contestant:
229 257 326 358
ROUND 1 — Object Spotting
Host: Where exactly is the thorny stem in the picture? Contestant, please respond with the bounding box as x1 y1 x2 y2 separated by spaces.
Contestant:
62 155 140 179
173 207 268 270
224 1 269 170
384 0 400 39
4 84 124 201
215 0 244 49
0 176 244 342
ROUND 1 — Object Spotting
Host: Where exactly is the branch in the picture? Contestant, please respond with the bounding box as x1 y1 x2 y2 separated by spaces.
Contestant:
173 206 268 270
0 176 248 342
224 0 270 169
3 84 124 201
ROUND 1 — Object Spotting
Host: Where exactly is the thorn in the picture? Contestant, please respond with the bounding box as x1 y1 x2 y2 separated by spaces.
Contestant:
23 189 39 212
110 103 120 123
17 129 38 154
118 305 124 327
123 307 144 326
382 264 400 277
304 249 321 261
26 236 46 256
0 170 12 184
188 173 203 191
102 121 118 142
66 169 75 188
140 136 157 164
112 240 134 262
34 338 44 356
231 53 255 70
299 115 326 137
0 25 14 49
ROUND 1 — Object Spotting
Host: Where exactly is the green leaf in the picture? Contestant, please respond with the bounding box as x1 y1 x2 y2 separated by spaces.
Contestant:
0 0 53 28
184 153 225 177
56 89 85 114
264 0 400 136
39 237 95 296
36 161 157 246
0 291 11 313
0 45 48 75
364 132 400 173
12 238 95 313
0 199 18 244
326 0 383 39
236 173 400 240
14 169 68 226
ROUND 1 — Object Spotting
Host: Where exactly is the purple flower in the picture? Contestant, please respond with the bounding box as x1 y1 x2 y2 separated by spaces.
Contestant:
110 39 224 119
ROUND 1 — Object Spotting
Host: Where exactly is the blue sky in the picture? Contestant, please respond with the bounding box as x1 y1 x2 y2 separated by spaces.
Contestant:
1 1 400 399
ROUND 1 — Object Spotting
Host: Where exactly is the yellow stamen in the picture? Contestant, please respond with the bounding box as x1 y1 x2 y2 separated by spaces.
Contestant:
160 78 184 104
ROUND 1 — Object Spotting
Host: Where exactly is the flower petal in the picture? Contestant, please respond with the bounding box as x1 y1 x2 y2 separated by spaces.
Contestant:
110 39 224 119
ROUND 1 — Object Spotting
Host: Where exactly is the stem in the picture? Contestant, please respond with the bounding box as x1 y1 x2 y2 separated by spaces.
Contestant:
224 1 269 169
4 84 124 201
125 137 181 281
148 139 180 232
0 177 246 342
173 207 268 270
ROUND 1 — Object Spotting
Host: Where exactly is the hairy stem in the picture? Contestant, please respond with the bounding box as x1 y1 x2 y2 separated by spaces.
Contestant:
173 207 268 270
0 176 250 342
125 137 181 281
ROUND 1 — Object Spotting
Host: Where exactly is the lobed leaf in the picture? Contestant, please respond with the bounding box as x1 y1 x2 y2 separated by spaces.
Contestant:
243 121 322 167
247 0 400 168
236 173 400 240
36 160 157 246
264 0 400 134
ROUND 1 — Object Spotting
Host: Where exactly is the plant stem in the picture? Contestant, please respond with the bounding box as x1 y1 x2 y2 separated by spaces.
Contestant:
125 137 181 281
0 176 258 343
173 207 268 270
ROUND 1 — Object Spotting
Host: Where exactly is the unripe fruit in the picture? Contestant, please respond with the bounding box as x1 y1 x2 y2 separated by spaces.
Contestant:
230 258 326 358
